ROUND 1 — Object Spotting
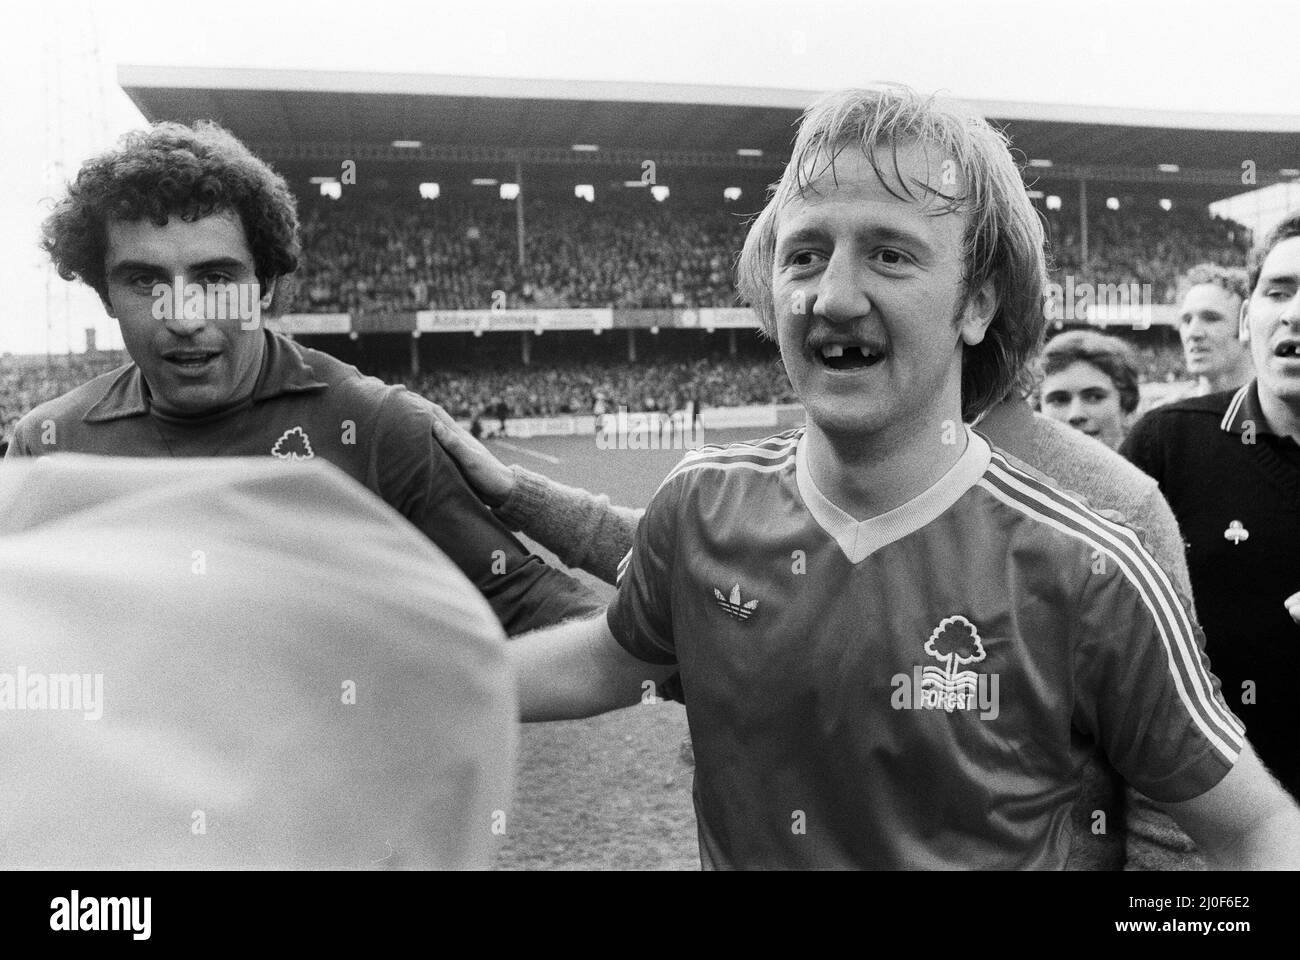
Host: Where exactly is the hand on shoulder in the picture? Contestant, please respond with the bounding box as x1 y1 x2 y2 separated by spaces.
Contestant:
428 400 516 509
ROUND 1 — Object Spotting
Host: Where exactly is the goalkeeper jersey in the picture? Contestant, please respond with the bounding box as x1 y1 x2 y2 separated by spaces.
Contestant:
607 426 1242 869
5 329 601 636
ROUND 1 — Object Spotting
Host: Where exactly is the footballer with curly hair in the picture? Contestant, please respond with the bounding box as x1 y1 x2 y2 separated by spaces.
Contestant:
11 120 601 636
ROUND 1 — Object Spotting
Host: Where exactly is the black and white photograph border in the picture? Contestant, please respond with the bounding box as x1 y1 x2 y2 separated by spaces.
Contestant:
1 0 1298 942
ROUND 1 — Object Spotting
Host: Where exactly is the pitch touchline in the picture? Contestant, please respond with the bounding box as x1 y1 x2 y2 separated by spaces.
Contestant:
492 440 563 465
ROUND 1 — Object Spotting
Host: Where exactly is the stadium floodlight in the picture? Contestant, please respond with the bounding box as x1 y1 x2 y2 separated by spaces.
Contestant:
500 183 521 200
392 140 422 149
1026 189 1045 199
571 144 599 152
724 187 742 201
320 182 342 200
1029 159 1053 167
736 148 763 157
1046 195 1062 211
651 185 670 202
472 178 499 186
308 176 336 184
623 180 648 188
1157 164 1180 173
1159 198 1173 211
1106 197 1120 210
419 182 441 200
1280 168 1300 178
574 184 595 202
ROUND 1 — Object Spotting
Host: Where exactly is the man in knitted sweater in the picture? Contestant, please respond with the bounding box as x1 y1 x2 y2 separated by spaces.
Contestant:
429 390 1205 870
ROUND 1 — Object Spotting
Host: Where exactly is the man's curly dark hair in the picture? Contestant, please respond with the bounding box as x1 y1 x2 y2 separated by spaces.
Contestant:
41 120 300 305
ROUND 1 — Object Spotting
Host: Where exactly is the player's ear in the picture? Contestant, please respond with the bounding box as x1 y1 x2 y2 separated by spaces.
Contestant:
259 276 278 310
959 278 998 347
1238 297 1251 342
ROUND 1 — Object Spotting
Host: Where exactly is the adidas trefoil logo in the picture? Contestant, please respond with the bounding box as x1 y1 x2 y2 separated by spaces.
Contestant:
714 583 758 621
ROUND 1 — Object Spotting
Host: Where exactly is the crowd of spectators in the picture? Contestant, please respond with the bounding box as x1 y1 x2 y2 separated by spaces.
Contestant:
291 198 746 314
403 337 1190 423
288 196 1250 315
1127 339 1191 384
399 356 796 422
13 191 1233 442
1 335 1192 446
1042 205 1249 303
0 354 127 449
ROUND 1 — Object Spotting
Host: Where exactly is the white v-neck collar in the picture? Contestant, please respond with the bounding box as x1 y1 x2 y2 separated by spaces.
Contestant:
795 426 991 564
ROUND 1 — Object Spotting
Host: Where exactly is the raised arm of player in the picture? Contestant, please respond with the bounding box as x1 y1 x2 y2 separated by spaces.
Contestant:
1159 744 1300 868
508 610 677 721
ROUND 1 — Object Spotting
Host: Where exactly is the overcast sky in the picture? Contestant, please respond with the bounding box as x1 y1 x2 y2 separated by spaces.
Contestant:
3 0 1298 354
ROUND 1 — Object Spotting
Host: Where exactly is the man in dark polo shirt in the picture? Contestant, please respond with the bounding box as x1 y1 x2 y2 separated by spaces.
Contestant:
7 120 600 636
1122 213 1300 798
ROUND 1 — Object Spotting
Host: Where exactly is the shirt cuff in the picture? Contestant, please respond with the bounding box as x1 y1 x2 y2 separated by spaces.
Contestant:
493 463 547 532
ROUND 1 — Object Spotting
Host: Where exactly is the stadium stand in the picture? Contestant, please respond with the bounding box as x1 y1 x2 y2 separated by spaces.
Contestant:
1 332 1188 447
402 355 795 421
0 354 127 450
6 69 1274 449
287 196 1251 314
1042 205 1249 303
290 197 747 314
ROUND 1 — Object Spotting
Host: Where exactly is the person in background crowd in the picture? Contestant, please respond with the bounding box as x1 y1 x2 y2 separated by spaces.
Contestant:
1037 330 1141 449
1157 263 1254 406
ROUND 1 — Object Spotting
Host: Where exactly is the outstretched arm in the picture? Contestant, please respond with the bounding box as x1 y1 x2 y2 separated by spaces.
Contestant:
1158 744 1300 869
508 610 677 722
